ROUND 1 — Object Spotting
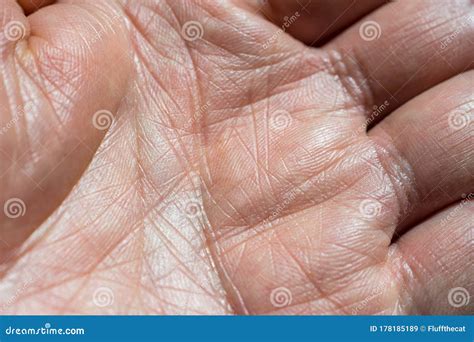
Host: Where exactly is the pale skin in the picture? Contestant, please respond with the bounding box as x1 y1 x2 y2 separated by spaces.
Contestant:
0 0 472 314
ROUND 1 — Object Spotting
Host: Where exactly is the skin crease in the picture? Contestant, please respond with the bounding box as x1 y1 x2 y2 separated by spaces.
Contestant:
0 0 472 314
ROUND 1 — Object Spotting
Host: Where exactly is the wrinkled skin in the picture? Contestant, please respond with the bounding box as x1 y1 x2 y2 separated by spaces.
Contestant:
0 0 473 314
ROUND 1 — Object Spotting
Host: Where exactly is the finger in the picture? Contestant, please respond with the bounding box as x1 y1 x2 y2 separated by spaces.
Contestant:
0 0 131 259
369 71 474 234
389 200 473 314
260 0 386 45
17 0 55 14
324 0 473 122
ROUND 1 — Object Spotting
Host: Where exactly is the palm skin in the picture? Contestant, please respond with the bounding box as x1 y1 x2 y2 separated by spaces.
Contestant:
0 0 472 315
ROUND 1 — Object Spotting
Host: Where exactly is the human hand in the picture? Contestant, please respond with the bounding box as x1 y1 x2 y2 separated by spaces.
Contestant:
1 0 472 314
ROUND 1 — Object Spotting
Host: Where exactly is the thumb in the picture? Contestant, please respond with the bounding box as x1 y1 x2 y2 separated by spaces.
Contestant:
0 0 132 261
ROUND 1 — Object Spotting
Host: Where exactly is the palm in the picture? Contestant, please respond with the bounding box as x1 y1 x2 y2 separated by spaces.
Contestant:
1 0 472 315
